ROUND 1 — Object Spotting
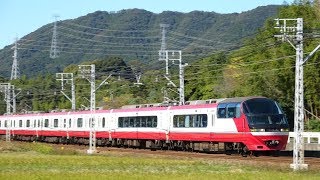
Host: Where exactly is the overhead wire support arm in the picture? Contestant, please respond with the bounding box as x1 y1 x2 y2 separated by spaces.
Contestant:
56 73 76 110
95 74 112 92
302 44 320 64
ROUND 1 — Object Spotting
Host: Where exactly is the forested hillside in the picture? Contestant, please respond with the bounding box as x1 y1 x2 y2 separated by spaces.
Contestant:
0 5 280 77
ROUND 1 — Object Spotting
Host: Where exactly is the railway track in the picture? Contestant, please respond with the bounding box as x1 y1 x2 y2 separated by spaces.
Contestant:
51 142 320 170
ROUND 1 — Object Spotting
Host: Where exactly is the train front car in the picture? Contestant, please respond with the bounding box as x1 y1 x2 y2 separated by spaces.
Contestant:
217 97 289 155
242 97 289 153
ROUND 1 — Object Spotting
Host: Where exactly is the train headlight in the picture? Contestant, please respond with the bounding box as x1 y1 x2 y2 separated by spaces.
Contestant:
280 128 289 132
250 128 265 132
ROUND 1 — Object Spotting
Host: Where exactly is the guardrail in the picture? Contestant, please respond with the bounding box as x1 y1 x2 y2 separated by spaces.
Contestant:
288 132 320 144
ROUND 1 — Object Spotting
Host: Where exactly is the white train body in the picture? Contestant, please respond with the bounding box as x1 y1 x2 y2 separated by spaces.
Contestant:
0 97 289 152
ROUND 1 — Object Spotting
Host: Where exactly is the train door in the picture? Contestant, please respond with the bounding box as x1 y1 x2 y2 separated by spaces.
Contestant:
165 110 173 143
109 111 116 140
210 109 216 140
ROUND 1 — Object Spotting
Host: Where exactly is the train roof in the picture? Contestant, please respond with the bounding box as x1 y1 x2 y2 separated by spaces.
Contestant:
0 96 269 118
219 96 267 104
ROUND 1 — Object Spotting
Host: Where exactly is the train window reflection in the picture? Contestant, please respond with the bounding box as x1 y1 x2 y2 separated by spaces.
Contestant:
77 118 83 128
118 116 157 128
173 114 207 128
44 119 49 127
218 103 241 118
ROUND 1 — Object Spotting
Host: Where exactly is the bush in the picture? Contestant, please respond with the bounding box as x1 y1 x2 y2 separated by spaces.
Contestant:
306 119 320 132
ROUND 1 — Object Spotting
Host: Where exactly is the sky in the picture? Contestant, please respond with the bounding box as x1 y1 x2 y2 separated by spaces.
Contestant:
0 0 292 49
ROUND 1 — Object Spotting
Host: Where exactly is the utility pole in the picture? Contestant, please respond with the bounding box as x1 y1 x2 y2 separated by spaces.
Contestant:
0 83 12 115
78 65 96 154
50 15 60 59
0 83 12 142
159 24 169 75
78 65 112 154
11 85 17 114
274 18 320 171
163 50 188 105
56 73 76 110
11 37 19 80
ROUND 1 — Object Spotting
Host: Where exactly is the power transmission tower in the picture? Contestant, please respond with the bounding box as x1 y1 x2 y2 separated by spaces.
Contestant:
159 24 169 75
79 65 96 154
134 73 143 86
11 37 19 80
50 15 60 59
274 18 320 171
56 73 76 110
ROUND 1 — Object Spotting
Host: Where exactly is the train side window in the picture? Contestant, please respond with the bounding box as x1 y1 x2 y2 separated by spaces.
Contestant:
151 117 157 127
0 120 2 127
88 118 92 128
102 117 106 128
54 119 59 128
129 118 134 127
179 117 185 127
118 117 123 127
69 119 72 128
44 119 49 127
63 119 67 128
26 120 30 128
124 117 129 127
217 104 227 118
199 114 208 127
194 115 200 127
141 117 146 127
185 115 190 128
118 116 157 128
226 104 236 118
77 118 83 128
173 114 207 128
19 120 23 127
235 104 241 117
173 116 178 127
33 120 36 128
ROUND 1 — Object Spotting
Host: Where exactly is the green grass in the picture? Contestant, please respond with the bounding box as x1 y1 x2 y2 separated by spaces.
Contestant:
0 141 319 180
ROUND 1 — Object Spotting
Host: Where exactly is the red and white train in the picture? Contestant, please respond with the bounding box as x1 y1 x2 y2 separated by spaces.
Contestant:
0 96 289 155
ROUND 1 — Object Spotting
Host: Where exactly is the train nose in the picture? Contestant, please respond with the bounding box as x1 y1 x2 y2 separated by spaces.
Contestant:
265 140 280 147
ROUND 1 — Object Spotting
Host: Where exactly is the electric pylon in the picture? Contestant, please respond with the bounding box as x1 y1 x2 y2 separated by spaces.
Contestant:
10 37 19 80
50 15 60 58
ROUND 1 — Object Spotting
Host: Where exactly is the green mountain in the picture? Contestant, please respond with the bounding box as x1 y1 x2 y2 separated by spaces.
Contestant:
0 5 280 78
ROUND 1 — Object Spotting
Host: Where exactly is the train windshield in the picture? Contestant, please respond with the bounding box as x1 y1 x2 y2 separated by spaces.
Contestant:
243 98 288 128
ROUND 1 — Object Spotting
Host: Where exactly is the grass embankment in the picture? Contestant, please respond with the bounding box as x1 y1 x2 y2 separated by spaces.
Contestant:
0 141 319 180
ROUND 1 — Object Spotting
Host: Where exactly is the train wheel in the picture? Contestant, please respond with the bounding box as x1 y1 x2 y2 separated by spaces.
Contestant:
241 146 249 157
251 151 260 157
272 150 280 157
